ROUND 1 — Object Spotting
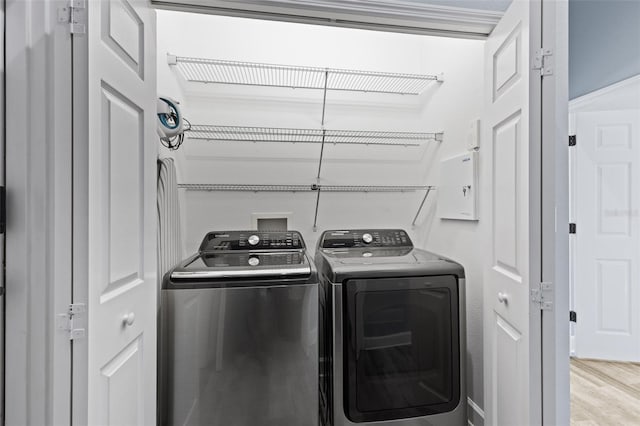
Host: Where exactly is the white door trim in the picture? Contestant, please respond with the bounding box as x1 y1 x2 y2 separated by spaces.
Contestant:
72 5 90 422
0 2 5 421
540 0 570 424
5 0 74 424
150 0 503 38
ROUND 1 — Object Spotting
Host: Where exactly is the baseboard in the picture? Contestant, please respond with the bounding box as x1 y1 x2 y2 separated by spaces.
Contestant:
467 397 485 426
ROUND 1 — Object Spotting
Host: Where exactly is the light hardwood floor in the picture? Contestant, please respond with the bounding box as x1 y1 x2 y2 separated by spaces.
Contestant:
571 358 640 425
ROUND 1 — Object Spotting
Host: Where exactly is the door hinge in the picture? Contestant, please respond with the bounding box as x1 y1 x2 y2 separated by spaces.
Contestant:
531 281 553 311
569 135 576 146
570 310 577 323
57 303 86 340
57 0 86 35
533 48 553 77
569 223 576 234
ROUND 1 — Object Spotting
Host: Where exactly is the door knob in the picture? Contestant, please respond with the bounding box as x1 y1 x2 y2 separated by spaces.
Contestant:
497 292 508 304
123 312 136 326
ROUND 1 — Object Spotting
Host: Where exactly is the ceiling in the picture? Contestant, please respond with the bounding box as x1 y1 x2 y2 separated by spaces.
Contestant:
151 0 509 38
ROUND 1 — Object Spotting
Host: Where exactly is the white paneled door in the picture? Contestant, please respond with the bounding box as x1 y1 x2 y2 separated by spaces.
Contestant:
483 1 542 425
574 110 640 361
73 0 158 424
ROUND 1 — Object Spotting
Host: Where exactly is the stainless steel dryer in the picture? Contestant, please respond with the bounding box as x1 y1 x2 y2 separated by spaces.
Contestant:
160 230 318 426
315 229 466 426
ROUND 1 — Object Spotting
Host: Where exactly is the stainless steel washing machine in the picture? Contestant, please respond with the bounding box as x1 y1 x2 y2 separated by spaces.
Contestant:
315 229 466 426
160 230 318 426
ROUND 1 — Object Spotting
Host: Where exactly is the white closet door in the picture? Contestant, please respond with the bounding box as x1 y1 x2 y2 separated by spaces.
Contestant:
575 109 640 361
73 0 158 424
483 0 542 425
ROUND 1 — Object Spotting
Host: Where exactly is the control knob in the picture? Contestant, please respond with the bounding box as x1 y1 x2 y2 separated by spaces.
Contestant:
248 235 260 246
362 233 373 244
248 256 260 267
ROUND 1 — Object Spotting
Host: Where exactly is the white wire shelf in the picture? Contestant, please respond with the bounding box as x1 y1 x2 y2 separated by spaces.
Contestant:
178 183 436 230
187 125 443 146
178 184 434 193
169 55 442 95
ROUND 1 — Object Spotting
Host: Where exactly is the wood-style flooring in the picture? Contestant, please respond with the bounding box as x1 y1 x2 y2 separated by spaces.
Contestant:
571 358 640 425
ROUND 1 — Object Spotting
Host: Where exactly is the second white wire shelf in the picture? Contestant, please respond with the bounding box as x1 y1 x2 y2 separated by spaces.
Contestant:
178 183 436 230
169 55 442 95
178 184 434 193
187 125 443 146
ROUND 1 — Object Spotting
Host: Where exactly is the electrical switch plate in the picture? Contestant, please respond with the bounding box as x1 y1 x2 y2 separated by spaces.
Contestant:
438 151 479 221
467 119 480 151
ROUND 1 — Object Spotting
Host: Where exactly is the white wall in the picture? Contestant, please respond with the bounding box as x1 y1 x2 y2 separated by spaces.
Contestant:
157 10 486 419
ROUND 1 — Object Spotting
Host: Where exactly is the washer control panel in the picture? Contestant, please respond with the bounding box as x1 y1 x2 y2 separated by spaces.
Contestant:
200 231 305 252
320 229 412 249
201 252 305 267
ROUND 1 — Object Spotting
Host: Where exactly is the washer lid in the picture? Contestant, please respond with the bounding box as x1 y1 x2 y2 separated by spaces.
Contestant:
170 250 313 281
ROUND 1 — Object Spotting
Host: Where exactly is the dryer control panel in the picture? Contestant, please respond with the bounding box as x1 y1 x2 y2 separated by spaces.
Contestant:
319 229 412 249
199 230 304 252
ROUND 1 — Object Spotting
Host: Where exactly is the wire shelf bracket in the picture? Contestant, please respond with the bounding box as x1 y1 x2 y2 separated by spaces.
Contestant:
169 54 443 95
412 187 435 227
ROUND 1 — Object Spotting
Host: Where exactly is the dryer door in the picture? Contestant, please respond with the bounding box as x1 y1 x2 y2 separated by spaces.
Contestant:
343 275 460 422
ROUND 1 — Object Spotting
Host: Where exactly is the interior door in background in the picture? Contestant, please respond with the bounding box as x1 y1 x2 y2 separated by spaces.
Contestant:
574 109 640 362
72 0 158 424
483 0 543 424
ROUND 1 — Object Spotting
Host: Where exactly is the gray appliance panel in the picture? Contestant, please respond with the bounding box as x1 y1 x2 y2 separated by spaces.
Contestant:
160 284 319 426
316 248 465 283
327 278 466 426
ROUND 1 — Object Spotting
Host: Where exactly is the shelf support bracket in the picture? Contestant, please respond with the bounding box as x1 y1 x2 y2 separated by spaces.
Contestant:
321 70 329 126
312 185 322 232
412 187 433 227
317 129 327 180
316 70 330 183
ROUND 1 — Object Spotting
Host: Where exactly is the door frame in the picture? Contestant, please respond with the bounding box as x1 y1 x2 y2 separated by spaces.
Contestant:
0 1 4 422
540 0 570 424
4 0 74 425
3 0 569 425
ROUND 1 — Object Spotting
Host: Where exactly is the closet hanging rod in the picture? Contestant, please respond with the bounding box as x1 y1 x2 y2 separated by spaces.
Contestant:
178 183 435 193
187 125 443 146
168 54 443 95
